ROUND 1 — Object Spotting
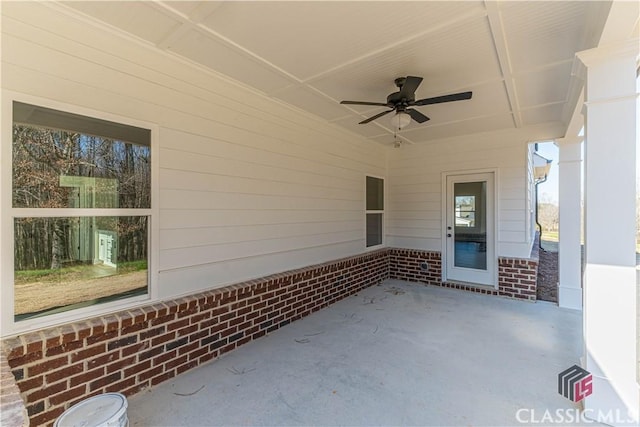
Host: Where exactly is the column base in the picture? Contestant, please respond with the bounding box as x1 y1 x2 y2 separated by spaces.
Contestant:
558 285 582 310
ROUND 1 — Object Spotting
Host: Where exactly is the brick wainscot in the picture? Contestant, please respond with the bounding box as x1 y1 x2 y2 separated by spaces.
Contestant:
390 242 539 300
1 246 537 426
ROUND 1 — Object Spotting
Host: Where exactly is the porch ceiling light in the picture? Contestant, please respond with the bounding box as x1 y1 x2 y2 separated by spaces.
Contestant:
390 111 411 130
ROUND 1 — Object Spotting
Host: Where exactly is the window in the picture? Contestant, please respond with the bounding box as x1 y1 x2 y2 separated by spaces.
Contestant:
366 176 384 247
11 101 152 321
455 195 476 227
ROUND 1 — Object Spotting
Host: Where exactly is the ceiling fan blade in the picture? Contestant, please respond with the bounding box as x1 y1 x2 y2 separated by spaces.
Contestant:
398 76 423 100
413 91 472 106
359 109 394 124
341 100 389 107
407 109 430 123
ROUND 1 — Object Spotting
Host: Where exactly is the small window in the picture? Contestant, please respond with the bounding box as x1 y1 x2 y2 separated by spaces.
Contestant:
366 176 384 247
12 101 152 321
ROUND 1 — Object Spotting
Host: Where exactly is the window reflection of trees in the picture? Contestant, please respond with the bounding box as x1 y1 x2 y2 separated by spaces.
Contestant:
13 126 150 272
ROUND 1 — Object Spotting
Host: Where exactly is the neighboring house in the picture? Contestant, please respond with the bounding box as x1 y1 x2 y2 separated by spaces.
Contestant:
0 2 637 426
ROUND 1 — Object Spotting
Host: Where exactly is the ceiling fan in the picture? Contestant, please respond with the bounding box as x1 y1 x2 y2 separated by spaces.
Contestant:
340 76 472 130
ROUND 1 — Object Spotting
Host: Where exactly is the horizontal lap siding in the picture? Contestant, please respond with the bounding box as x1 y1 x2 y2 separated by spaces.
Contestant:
387 131 531 258
1 3 387 300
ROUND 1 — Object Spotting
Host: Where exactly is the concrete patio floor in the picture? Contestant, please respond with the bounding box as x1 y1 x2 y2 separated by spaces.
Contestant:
128 279 587 426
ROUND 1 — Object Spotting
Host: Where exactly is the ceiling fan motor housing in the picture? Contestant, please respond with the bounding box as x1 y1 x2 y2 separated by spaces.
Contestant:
340 75 471 126
388 77 415 106
387 92 413 107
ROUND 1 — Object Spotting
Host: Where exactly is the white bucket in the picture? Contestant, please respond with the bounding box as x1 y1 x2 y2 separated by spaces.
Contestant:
54 393 128 427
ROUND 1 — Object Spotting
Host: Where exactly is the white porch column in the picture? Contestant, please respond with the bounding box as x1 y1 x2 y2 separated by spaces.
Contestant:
577 38 639 426
556 137 583 310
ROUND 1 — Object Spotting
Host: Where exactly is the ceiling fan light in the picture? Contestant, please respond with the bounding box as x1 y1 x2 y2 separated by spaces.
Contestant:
390 111 411 130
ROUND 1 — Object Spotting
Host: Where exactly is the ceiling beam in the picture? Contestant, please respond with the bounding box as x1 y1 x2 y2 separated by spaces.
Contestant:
598 0 639 44
484 1 522 128
151 1 301 86
561 1 638 142
153 2 224 50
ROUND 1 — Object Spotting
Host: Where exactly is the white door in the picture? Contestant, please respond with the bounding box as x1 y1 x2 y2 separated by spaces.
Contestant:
445 172 495 286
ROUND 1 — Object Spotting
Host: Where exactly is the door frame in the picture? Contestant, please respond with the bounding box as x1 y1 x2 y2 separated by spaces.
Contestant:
441 169 498 288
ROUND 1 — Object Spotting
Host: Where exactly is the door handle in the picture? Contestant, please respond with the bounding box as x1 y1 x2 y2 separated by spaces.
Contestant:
447 226 452 230
447 233 452 238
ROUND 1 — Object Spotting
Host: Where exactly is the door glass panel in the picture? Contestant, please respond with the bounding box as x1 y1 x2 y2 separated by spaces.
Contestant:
454 181 487 270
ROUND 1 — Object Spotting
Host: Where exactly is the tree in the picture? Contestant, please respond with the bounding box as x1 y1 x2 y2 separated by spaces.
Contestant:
538 202 559 232
13 124 150 272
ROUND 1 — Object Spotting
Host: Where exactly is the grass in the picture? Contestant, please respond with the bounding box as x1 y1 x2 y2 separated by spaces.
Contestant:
542 230 640 253
118 260 148 274
15 259 147 284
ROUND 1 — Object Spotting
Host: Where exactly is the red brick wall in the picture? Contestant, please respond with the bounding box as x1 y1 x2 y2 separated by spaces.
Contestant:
1 352 28 426
389 248 538 300
498 237 539 300
497 257 538 300
2 250 389 426
389 249 442 285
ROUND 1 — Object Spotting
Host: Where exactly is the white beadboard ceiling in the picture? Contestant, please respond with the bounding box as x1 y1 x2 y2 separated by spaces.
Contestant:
62 1 612 145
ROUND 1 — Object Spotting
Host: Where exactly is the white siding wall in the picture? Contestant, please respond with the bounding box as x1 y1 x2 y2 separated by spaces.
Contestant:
1 2 386 300
387 130 533 259
527 143 537 243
